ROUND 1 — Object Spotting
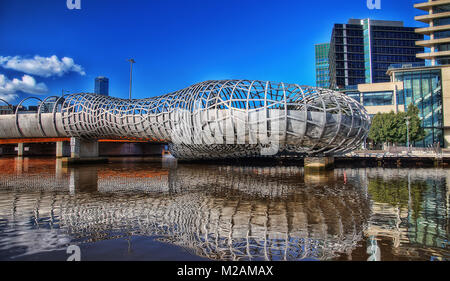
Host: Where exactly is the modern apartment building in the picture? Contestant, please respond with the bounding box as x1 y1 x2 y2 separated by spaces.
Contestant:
327 19 424 90
415 0 450 65
315 43 330 88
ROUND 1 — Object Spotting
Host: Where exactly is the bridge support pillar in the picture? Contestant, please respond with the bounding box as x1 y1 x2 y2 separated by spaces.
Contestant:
70 137 99 158
304 156 334 171
16 143 24 157
56 141 64 158
69 166 98 194
62 138 107 166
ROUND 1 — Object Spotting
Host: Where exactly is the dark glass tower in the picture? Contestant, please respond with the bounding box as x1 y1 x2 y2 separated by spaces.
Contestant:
95 76 109 96
315 43 330 88
328 19 424 90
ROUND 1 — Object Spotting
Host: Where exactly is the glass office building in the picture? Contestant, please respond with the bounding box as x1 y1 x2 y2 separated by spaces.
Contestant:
392 68 443 147
350 65 445 147
315 43 330 88
328 19 424 90
95 76 109 96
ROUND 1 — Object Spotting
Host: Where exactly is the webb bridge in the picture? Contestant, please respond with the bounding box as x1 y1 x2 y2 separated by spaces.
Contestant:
0 80 370 161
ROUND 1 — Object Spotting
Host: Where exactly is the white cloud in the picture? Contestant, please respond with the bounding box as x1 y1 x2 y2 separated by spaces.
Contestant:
0 55 86 77
0 92 18 103
0 74 48 102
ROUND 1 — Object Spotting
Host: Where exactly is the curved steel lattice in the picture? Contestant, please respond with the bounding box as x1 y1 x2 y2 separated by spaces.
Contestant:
3 80 371 159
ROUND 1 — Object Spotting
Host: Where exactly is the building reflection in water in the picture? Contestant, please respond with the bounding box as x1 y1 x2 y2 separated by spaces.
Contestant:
341 168 449 261
0 158 448 261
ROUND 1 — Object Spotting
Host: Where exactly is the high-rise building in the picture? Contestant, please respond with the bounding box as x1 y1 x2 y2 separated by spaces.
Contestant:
331 2 450 148
95 76 109 96
345 2 450 147
315 43 330 88
414 1 450 65
327 19 424 90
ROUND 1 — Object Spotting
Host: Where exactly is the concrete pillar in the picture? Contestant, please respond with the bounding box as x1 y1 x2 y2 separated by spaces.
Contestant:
55 158 69 179
56 141 64 158
16 143 24 157
70 138 80 158
15 157 23 174
64 137 105 166
304 156 335 171
304 170 334 184
69 166 98 194
70 137 99 158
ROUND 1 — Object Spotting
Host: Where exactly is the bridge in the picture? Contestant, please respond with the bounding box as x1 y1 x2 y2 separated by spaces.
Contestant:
0 80 370 164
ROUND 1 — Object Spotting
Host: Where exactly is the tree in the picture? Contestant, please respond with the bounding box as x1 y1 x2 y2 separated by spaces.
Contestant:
368 103 425 146
404 104 426 143
369 111 394 144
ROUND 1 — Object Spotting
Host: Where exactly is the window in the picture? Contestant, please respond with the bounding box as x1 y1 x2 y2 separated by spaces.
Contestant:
362 91 393 106
346 92 361 102
434 30 450 39
433 17 450 27
433 4 450 13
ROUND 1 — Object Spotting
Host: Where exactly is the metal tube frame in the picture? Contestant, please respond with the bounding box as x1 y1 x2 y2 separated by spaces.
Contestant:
6 80 371 159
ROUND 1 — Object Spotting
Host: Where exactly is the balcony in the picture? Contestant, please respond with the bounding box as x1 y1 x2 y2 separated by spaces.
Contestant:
415 11 450 23
416 24 450 34
388 62 427 70
416 37 450 47
416 50 450 59
414 0 450 11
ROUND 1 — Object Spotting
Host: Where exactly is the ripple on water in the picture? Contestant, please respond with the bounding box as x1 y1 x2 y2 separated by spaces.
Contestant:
0 158 448 261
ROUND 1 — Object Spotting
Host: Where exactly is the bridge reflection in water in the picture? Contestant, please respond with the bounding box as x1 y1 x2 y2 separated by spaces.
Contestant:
0 158 448 261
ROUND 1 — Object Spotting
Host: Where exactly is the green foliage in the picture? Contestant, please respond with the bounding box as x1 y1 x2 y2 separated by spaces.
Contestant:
367 177 428 221
368 104 426 145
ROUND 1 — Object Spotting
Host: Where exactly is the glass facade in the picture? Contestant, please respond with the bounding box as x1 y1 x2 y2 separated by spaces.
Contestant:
433 4 450 13
329 23 365 89
341 89 361 102
346 91 361 102
95 77 109 96
433 17 450 27
394 69 444 147
362 91 393 106
362 19 372 84
315 43 330 88
371 25 424 83
343 67 445 147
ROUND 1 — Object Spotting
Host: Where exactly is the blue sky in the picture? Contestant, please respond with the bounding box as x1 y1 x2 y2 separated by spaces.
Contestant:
0 0 423 103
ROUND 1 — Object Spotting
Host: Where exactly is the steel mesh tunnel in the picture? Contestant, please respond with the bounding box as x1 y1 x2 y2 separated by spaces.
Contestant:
0 80 371 159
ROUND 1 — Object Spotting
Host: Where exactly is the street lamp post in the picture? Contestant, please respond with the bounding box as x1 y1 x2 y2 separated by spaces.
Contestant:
405 116 411 153
127 59 136 100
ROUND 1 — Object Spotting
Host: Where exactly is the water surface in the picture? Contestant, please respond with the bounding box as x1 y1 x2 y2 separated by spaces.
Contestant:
0 157 448 261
